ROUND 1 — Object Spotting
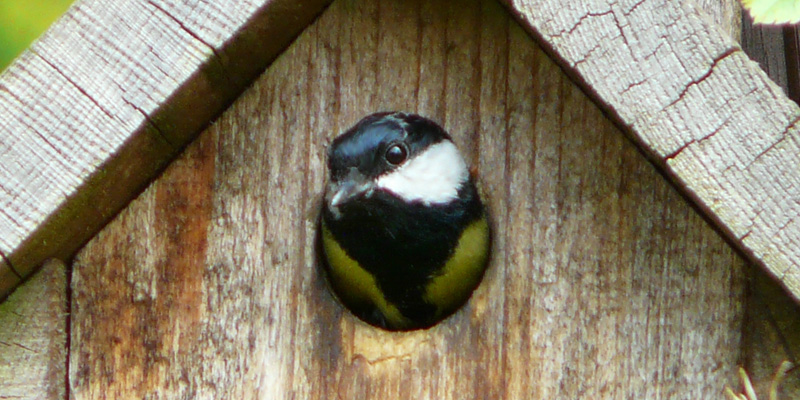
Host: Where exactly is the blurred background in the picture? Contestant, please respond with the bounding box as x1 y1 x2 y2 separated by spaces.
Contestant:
0 0 73 71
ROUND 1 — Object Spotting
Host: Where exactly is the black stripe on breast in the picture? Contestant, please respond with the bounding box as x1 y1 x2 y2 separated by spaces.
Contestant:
322 181 484 325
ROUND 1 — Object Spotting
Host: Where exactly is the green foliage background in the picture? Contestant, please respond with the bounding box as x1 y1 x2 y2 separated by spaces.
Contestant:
741 0 800 24
0 0 74 71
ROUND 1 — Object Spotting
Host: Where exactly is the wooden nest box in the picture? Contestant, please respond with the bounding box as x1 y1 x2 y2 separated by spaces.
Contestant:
1 0 799 398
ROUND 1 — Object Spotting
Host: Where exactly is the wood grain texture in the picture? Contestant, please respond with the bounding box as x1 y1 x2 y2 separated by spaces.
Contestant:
786 27 800 104
696 0 742 40
736 15 800 400
741 23 790 92
0 0 331 299
0 259 67 399
742 267 800 398
70 0 747 397
500 0 800 304
740 22 800 104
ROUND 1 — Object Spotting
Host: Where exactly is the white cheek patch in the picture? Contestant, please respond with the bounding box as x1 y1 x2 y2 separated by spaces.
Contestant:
375 140 469 205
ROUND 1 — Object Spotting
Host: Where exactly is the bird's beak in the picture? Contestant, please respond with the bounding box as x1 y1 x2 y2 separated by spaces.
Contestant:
325 168 374 217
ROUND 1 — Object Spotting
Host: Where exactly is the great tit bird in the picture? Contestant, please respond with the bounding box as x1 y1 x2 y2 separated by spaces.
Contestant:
319 112 491 330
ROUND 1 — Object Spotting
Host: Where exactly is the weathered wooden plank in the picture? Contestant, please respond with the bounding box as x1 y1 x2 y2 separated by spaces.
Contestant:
0 259 67 399
697 0 742 40
70 0 746 397
741 23 800 105
736 16 800 399
787 27 800 103
0 0 331 299
741 23 790 93
500 0 800 303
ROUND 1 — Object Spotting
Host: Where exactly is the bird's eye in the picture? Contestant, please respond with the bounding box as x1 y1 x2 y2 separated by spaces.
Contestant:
385 143 408 165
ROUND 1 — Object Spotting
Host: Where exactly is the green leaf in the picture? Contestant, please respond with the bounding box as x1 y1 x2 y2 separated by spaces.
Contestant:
741 0 800 25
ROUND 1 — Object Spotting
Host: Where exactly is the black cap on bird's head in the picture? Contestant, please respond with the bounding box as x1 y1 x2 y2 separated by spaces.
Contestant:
324 112 467 218
327 112 451 180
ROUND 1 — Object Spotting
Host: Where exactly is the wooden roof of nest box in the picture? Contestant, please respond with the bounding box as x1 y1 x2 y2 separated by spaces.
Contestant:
1 0 799 398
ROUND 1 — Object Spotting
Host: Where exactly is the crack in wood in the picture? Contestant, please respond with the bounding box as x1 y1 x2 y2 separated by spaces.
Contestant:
662 47 742 160
0 250 20 279
146 0 228 78
775 215 797 236
11 341 35 353
609 7 635 62
745 114 800 170
620 0 647 16
0 82 74 166
641 39 667 64
550 9 614 39
665 46 741 111
106 79 175 149
123 97 175 149
664 110 734 162
573 40 608 67
0 339 36 353
558 5 639 73
665 138 696 160
746 207 767 237
619 77 649 95
29 50 120 126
